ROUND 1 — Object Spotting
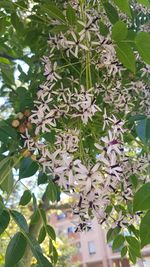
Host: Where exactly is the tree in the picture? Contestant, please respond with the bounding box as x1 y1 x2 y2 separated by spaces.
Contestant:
55 234 79 267
0 0 150 266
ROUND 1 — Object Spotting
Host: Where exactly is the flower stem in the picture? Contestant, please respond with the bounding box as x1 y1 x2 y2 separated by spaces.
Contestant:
80 0 92 89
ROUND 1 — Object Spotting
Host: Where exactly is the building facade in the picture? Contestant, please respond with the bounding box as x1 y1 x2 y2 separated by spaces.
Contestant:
50 211 132 267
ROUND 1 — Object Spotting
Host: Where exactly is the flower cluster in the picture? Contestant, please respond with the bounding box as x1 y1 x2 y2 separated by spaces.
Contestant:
132 2 150 15
22 0 150 232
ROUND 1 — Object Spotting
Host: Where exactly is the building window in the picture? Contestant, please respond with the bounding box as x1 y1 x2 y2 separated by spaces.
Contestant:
88 241 96 255
57 213 66 220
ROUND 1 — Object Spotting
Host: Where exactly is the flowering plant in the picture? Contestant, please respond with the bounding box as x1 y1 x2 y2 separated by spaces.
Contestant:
0 0 150 266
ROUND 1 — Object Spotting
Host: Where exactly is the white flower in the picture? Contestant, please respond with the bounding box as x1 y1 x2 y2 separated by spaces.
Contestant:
42 57 61 82
102 108 111 130
101 130 122 155
110 116 126 139
71 85 101 124
98 39 124 77
108 153 123 180
51 152 74 187
133 3 150 15
30 107 57 135
37 82 55 101
74 160 102 194
21 129 35 151
78 14 100 42
65 31 89 58
55 129 79 153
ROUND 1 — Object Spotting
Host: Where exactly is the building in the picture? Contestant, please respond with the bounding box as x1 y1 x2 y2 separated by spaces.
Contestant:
50 211 131 267
50 211 150 267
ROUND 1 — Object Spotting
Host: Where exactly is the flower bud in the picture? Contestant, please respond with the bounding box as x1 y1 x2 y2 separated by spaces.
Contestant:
31 155 36 161
26 122 32 130
22 149 31 157
24 109 31 117
18 112 24 120
12 120 20 128
18 124 26 133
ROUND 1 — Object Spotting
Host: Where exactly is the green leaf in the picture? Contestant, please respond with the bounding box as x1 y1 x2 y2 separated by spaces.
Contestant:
11 13 24 34
1 66 15 85
112 235 125 251
0 17 7 36
113 0 132 17
0 210 10 235
66 5 77 25
107 227 121 242
19 157 39 179
103 2 119 24
38 226 46 244
135 32 150 65
49 239 53 255
99 21 109 36
126 236 141 257
42 130 56 143
129 114 146 122
27 234 43 254
39 208 47 225
32 193 38 211
129 248 137 264
41 4 66 23
0 157 10 170
14 87 33 111
137 0 150 8
35 251 53 267
0 157 11 188
38 172 48 185
46 181 60 202
140 210 150 248
112 21 128 42
127 30 137 41
0 170 13 194
10 210 29 233
30 210 40 225
19 190 32 206
5 232 27 267
9 218 52 267
0 157 14 193
121 246 128 257
51 245 58 265
51 25 69 34
47 225 56 241
0 57 11 64
27 235 53 267
136 118 150 144
0 121 17 142
115 42 136 72
129 174 138 189
133 183 150 212
0 1 14 11
128 225 140 239
105 205 112 214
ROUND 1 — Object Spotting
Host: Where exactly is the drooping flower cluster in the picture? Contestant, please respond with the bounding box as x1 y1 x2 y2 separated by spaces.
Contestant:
96 79 150 116
22 0 150 232
30 72 100 132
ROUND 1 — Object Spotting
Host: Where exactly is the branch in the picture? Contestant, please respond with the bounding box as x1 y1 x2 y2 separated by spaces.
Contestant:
46 203 72 211
41 192 72 211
